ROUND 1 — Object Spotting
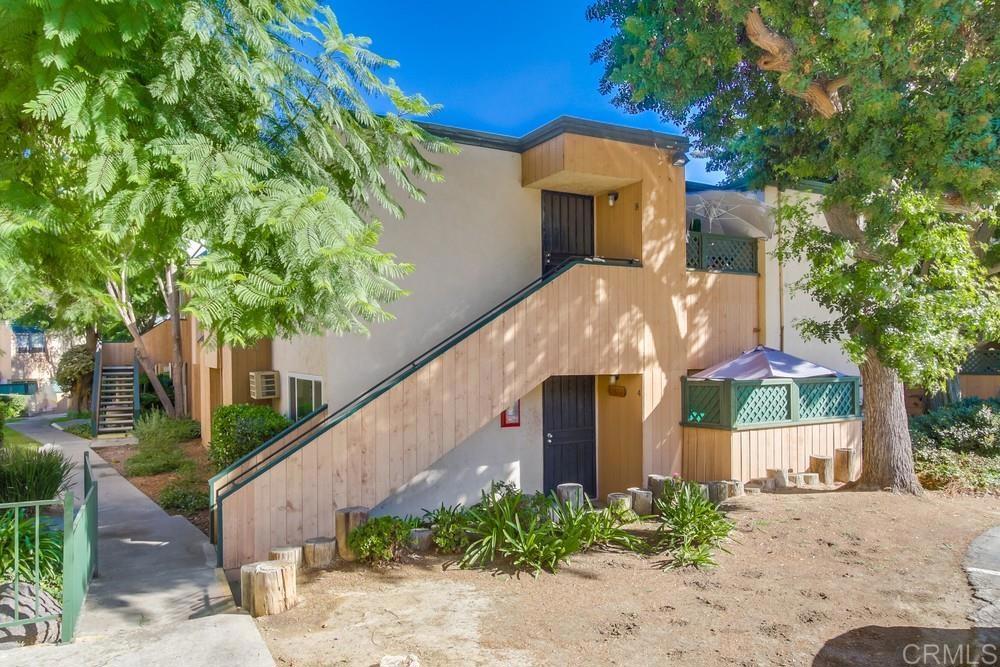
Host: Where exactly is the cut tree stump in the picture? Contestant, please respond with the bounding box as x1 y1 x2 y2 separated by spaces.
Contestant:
627 487 653 515
727 480 745 497
606 492 632 512
556 483 585 510
303 537 336 568
801 472 820 487
647 474 669 501
408 528 434 552
835 448 858 483
706 481 730 505
335 506 369 561
240 560 297 618
766 468 789 488
789 473 806 487
808 455 835 485
697 483 710 500
268 546 302 568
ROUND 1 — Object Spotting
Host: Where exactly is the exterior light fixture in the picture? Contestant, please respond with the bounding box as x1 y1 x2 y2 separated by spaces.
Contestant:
608 192 619 207
673 153 690 167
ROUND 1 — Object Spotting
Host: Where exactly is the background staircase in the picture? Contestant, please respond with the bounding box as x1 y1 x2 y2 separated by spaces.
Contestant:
97 365 136 434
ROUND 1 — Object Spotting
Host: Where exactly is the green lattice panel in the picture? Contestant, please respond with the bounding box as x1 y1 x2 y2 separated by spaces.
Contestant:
734 384 791 425
960 350 1000 375
686 233 702 270
702 235 757 273
799 382 855 420
686 384 722 424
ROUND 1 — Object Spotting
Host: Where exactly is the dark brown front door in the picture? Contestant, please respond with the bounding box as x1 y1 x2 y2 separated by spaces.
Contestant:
543 375 597 497
541 190 594 275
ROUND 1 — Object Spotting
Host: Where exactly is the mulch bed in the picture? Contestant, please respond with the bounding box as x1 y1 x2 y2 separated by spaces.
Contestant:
95 438 212 537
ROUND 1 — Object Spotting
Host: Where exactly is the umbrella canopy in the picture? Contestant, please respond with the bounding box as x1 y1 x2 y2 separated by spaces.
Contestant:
691 346 844 381
686 190 775 239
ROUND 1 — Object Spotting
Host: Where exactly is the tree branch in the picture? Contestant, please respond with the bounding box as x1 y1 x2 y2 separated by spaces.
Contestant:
744 9 846 119
823 203 881 262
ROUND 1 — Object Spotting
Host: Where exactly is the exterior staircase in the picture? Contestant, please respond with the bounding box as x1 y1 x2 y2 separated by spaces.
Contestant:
211 257 645 568
97 365 137 434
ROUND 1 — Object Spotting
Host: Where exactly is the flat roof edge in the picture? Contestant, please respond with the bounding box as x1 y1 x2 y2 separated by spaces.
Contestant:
419 115 689 154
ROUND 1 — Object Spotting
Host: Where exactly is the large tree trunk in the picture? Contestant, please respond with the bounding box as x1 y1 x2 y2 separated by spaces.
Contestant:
163 264 188 417
106 276 176 417
852 349 922 494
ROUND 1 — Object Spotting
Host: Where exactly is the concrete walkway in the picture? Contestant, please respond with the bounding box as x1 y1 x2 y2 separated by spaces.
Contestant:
6 414 274 666
966 525 1000 631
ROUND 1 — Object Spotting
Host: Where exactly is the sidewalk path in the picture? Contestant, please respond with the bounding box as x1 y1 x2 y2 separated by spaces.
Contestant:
6 414 274 666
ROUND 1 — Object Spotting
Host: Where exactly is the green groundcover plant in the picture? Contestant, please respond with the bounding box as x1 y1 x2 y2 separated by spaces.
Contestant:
348 515 421 565
0 509 63 595
126 411 201 477
0 446 73 503
911 398 1000 492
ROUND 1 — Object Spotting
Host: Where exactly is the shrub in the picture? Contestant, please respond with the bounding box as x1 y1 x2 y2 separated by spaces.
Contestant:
132 411 200 446
209 404 291 470
0 395 28 421
422 504 473 553
0 509 63 594
348 515 420 565
160 482 209 514
0 446 74 503
910 398 1000 455
125 412 200 476
63 423 93 439
653 479 733 569
458 482 643 575
914 448 1000 492
139 373 174 414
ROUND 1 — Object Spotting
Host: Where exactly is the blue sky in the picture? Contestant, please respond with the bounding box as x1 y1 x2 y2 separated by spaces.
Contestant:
329 2 721 183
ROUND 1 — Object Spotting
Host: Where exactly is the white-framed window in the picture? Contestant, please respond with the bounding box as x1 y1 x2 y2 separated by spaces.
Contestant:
288 374 323 421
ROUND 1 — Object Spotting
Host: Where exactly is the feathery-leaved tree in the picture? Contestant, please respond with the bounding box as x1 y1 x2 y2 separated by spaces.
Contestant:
590 0 1000 492
0 1 451 416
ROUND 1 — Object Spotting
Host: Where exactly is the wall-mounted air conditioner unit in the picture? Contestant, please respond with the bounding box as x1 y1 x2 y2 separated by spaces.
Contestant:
249 371 279 400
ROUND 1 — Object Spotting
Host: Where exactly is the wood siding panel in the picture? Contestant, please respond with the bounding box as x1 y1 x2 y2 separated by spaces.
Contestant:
959 375 1000 400
680 421 863 483
685 272 759 371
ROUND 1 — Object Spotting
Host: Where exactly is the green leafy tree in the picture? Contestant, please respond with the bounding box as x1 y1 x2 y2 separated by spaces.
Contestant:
55 344 95 414
0 1 450 416
591 0 1000 492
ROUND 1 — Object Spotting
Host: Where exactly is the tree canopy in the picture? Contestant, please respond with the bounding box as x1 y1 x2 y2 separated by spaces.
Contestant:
0 1 451 348
590 0 999 388
590 0 999 491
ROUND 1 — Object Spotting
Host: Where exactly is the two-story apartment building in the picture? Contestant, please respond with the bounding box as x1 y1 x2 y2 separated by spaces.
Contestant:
206 116 868 568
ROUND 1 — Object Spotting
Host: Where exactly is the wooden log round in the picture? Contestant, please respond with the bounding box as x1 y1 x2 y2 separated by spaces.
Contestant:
606 492 632 513
627 487 653 516
801 472 820 487
243 560 297 618
647 474 669 502
556 483 585 510
789 472 806 487
335 506 370 562
766 468 789 488
697 483 710 501
808 455 835 485
268 546 303 568
834 448 858 483
706 481 730 505
727 480 745 497
745 487 762 495
408 528 434 552
303 537 337 569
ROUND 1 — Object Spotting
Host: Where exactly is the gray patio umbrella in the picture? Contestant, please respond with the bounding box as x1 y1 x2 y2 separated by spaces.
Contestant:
685 190 775 239
691 345 844 381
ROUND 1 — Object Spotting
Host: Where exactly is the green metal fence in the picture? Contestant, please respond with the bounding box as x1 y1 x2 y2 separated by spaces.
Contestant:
0 451 98 643
682 376 862 430
960 349 1000 375
686 231 758 274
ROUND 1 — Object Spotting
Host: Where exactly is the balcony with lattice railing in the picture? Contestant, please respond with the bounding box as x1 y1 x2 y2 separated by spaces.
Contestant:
685 231 758 274
682 375 861 430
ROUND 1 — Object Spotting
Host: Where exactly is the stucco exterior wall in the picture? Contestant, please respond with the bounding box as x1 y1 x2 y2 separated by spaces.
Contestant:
372 384 543 517
762 187 859 376
272 144 542 415
0 324 11 382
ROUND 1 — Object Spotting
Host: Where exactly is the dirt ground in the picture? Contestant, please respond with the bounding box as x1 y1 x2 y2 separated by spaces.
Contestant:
257 491 1000 667
95 438 212 535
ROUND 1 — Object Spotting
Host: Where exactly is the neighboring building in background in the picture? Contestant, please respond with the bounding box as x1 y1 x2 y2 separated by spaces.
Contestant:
0 322 73 414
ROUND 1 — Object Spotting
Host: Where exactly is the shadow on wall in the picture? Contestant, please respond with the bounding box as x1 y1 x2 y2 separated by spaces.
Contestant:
813 626 1000 666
